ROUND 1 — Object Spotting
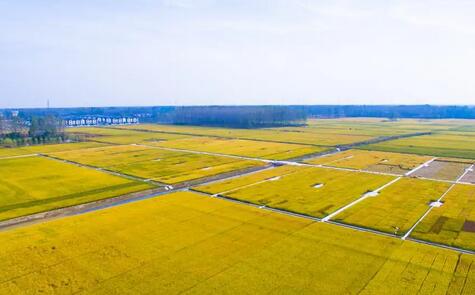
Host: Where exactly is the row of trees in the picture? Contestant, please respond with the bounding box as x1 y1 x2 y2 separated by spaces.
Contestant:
170 106 307 128
0 115 68 147
304 105 475 119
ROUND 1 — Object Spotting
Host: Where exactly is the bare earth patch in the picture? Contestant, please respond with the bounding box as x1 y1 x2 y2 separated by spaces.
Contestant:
463 220 475 233
413 160 470 181
460 167 475 183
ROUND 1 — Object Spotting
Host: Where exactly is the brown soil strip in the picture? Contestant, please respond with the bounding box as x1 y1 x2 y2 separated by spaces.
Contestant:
463 220 475 233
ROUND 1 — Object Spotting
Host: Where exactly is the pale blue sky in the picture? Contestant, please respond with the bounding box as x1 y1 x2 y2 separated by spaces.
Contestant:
1 0 474 108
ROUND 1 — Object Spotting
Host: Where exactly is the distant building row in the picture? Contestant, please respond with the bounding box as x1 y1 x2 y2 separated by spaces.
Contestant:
64 117 139 127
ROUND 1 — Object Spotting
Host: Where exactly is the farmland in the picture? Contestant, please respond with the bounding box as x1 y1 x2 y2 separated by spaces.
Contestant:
2 118 475 293
411 184 475 251
364 132 475 159
50 144 265 184
0 141 107 158
306 149 431 174
1 191 475 294
148 136 327 160
66 127 187 144
116 123 377 146
195 166 395 218
0 156 153 221
332 178 451 235
413 160 472 181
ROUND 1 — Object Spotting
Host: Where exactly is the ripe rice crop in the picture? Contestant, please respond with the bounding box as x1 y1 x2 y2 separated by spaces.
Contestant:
333 178 451 235
0 156 153 221
51 145 264 184
0 191 473 294
67 127 186 144
411 184 475 251
116 124 375 146
195 166 395 218
0 142 106 158
306 149 431 174
149 136 326 160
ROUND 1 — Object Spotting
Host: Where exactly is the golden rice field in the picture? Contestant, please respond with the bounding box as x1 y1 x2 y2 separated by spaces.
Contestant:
195 166 395 218
411 184 475 251
306 149 431 174
333 178 451 235
0 156 153 221
149 136 326 160
364 132 475 159
51 144 264 184
0 141 107 158
0 191 474 294
3 119 475 294
117 124 376 146
67 127 186 144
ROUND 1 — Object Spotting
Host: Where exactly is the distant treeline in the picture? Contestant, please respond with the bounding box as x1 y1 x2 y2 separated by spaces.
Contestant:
303 105 475 119
0 115 73 147
2 105 475 129
170 106 307 128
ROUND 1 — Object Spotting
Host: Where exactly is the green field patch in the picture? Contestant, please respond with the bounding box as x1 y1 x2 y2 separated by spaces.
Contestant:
364 132 475 159
0 156 153 221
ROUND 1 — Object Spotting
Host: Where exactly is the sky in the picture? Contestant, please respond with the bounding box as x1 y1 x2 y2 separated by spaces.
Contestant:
1 0 474 108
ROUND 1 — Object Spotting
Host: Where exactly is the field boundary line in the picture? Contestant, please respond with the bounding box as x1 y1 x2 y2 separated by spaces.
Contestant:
139 143 416 177
0 165 271 231
0 153 38 160
402 164 475 240
106 126 333 147
190 189 321 222
38 153 166 186
321 176 402 222
191 187 475 255
405 157 437 176
139 143 475 187
212 169 302 197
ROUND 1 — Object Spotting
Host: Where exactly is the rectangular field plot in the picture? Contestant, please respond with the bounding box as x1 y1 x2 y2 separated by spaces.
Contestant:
413 160 471 181
51 145 264 184
364 132 475 159
194 166 395 218
0 193 475 294
333 178 451 235
150 136 326 160
0 156 153 221
67 127 187 144
306 149 431 174
0 191 473 294
0 141 106 158
411 184 475 251
117 124 375 146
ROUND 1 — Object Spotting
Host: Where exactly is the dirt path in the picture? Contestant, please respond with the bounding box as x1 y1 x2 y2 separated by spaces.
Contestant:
0 153 38 160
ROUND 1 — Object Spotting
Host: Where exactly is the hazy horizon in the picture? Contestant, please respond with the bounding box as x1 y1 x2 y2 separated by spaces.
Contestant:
1 0 475 108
